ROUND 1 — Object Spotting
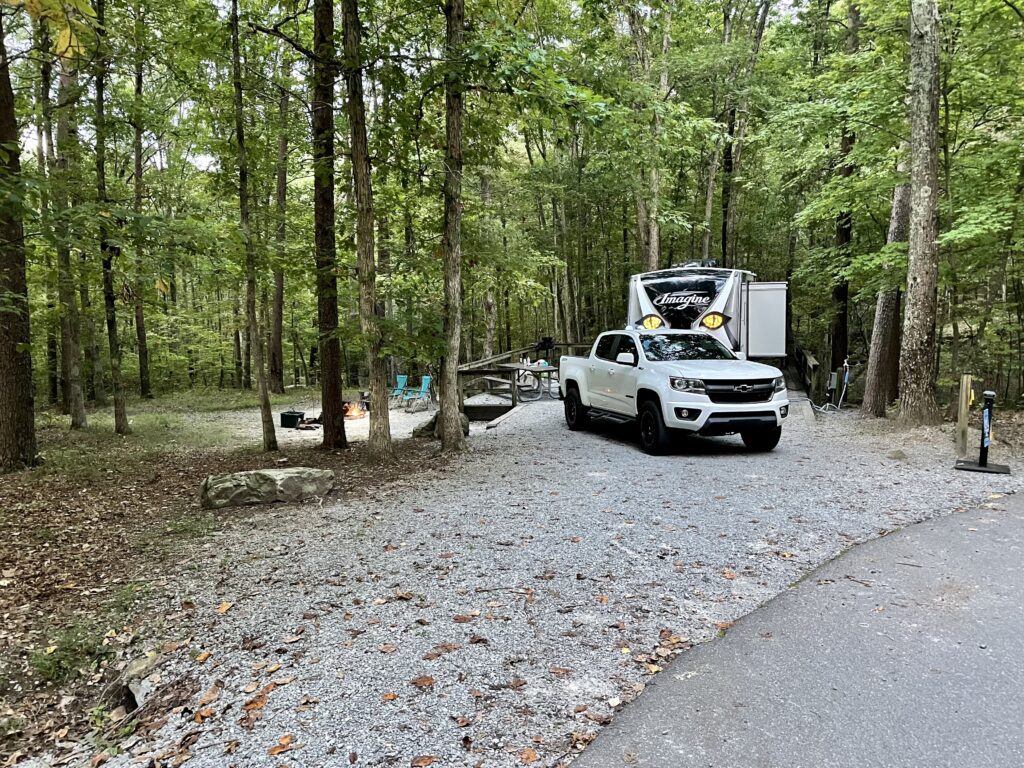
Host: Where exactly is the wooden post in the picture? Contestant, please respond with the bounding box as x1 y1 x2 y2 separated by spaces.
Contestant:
956 374 973 457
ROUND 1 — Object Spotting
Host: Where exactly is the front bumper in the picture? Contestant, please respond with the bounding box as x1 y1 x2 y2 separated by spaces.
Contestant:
662 392 789 434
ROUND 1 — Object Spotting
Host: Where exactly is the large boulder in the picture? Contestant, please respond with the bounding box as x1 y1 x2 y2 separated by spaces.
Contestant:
412 412 470 439
200 467 335 509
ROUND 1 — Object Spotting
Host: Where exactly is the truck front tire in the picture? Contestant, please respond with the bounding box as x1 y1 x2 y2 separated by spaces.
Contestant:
639 400 671 455
741 425 782 452
564 388 590 431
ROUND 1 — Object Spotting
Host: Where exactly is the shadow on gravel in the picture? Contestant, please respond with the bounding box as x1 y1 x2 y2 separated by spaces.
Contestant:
582 417 763 455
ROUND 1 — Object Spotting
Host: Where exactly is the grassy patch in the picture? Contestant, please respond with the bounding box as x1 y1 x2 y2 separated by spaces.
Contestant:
29 625 114 685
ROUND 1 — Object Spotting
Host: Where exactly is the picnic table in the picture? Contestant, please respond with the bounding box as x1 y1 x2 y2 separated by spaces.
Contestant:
499 362 560 401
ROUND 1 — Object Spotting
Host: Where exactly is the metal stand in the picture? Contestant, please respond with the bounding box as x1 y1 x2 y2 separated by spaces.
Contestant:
955 390 1011 474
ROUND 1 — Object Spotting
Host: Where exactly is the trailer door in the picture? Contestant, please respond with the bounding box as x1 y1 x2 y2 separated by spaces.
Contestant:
745 282 787 357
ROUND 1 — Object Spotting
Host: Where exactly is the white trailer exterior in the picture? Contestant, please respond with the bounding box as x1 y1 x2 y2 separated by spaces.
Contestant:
626 267 787 359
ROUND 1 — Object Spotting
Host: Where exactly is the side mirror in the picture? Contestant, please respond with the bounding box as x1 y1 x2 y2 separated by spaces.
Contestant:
616 352 637 366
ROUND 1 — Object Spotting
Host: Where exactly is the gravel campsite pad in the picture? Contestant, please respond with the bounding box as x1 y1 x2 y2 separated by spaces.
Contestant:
108 402 1020 767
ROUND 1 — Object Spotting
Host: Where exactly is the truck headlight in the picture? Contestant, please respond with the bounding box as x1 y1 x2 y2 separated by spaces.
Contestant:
774 376 786 393
670 377 705 393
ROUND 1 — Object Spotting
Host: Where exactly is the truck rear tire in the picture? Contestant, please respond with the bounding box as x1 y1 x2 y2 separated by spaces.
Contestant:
741 425 782 452
639 400 671 455
564 388 590 431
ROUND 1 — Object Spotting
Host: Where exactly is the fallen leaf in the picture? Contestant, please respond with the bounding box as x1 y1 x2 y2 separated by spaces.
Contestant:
549 667 572 678
224 741 240 755
243 683 276 711
272 675 296 686
195 651 211 664
382 692 399 701
198 684 222 706
284 635 303 644
508 678 527 690
453 615 473 624
216 601 233 614
266 663 282 674
721 569 737 580
410 675 435 689
596 595 609 605
469 634 488 645
379 643 398 654
194 706 215 724
519 747 539 764
268 734 297 756
411 757 436 767
452 715 473 727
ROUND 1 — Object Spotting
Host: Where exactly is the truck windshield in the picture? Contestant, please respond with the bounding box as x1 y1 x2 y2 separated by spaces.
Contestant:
640 334 735 361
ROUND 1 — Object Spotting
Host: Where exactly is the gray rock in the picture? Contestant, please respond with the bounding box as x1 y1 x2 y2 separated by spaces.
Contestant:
887 448 909 461
200 467 334 509
412 412 469 439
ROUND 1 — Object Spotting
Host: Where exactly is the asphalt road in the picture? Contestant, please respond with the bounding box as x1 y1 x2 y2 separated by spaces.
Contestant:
574 492 1024 768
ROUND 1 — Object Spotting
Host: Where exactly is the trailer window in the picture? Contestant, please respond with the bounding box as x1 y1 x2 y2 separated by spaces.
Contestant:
641 334 735 361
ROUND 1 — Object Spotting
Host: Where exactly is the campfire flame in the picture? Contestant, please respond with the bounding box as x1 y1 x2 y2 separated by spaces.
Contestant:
343 401 367 420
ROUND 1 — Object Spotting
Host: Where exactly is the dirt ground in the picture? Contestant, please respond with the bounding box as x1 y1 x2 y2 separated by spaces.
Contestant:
0 394 441 763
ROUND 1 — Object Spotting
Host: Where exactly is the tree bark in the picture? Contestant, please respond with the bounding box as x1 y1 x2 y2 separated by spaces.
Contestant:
55 64 87 429
312 0 346 449
862 152 910 417
269 58 289 395
95 0 129 434
0 13 37 471
898 0 941 425
231 0 277 451
439 0 467 452
830 3 859 374
133 7 151 398
342 0 393 461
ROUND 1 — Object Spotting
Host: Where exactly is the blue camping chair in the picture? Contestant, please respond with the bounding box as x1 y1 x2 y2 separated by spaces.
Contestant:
403 375 432 411
389 374 409 405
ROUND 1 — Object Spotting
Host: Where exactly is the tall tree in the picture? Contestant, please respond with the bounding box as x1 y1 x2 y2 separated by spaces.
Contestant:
94 0 129 434
132 3 152 399
898 0 941 425
341 0 393 461
54 63 87 429
269 56 290 395
0 8 37 471
830 3 860 374
231 0 277 451
439 0 467 452
862 152 910 417
312 0 346 449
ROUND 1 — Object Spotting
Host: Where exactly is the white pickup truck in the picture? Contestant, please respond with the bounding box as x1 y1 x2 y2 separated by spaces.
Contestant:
559 329 789 455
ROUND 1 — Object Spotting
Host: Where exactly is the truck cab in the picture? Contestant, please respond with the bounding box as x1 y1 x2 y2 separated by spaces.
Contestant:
559 329 789 455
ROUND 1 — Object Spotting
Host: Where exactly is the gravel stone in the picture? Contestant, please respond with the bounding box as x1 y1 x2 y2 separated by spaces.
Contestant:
108 402 1020 767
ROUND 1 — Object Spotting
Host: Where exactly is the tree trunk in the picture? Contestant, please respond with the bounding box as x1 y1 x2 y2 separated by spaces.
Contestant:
55 65 87 429
133 10 151 398
342 0 393 461
898 0 941 425
269 59 289 395
95 0 129 434
312 0 347 448
231 0 277 451
439 0 467 452
830 3 859 374
34 23 58 407
0 14 37 471
863 154 910 417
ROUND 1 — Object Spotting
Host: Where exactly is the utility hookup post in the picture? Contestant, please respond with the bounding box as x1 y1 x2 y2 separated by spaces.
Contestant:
955 390 1011 474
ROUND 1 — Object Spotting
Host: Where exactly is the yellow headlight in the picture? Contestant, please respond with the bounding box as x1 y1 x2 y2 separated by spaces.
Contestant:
641 314 664 330
701 312 726 330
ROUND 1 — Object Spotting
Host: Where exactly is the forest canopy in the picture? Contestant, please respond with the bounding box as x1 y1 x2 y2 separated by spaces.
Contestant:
1 0 1022 470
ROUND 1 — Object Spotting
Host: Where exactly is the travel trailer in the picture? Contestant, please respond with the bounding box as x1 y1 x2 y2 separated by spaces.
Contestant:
625 265 787 359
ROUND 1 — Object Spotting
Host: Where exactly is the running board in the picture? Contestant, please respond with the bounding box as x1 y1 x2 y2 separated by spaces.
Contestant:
588 408 635 425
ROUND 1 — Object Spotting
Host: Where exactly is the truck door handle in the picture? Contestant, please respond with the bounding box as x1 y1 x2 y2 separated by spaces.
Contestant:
608 370 615 376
